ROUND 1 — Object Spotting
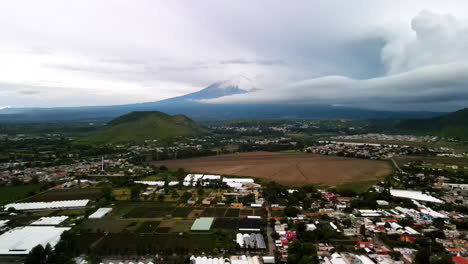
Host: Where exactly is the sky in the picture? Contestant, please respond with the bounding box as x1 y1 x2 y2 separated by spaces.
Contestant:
1 1 467 111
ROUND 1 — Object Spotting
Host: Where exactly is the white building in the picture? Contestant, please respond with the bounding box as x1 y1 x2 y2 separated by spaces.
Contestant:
89 208 113 219
0 226 71 255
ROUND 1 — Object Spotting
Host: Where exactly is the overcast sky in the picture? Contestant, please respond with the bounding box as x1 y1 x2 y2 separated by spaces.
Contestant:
1 1 467 111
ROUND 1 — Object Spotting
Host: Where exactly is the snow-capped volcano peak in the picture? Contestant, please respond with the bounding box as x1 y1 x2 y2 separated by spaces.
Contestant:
217 75 257 91
156 76 257 104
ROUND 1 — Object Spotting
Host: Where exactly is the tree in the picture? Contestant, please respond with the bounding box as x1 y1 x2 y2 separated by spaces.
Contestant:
359 225 366 236
197 187 205 197
271 231 280 240
157 194 165 201
130 185 142 201
430 255 455 264
11 177 23 186
171 189 180 198
414 248 430 264
181 191 192 202
101 186 112 201
389 251 402 260
284 206 300 217
302 197 312 210
31 175 40 184
24 245 47 264
287 240 319 264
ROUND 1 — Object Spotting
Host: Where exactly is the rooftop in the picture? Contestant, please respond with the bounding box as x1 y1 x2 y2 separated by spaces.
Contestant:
191 217 214 231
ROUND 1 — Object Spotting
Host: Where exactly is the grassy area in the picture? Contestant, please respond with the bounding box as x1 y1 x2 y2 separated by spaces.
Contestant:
112 188 131 201
335 181 378 194
140 175 163 181
170 220 194 233
135 221 161 233
280 149 300 153
0 184 44 205
80 111 205 144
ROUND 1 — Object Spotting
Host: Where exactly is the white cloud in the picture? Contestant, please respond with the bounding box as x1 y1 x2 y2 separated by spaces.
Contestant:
0 1 467 110
380 11 468 74
204 62 468 111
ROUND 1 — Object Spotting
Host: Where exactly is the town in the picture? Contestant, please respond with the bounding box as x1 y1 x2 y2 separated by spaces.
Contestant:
0 124 467 264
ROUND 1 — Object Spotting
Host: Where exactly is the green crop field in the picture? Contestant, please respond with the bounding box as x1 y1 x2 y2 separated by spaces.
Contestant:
135 221 161 233
25 188 103 202
172 207 195 217
336 181 378 194
89 232 235 255
0 184 44 205
225 208 240 217
201 208 227 217
81 219 139 233
125 207 174 218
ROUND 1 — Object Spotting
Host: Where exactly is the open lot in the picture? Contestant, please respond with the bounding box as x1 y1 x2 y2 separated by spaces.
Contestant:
153 152 392 186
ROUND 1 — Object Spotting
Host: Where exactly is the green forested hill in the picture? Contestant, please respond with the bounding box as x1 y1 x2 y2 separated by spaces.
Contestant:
81 111 205 144
396 108 468 139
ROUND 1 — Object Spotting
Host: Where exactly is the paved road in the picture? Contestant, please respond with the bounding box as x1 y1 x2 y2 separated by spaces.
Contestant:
266 204 276 256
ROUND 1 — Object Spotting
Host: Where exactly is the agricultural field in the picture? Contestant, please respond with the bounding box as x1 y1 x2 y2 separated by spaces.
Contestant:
124 206 176 218
25 188 103 202
212 217 262 230
112 188 131 200
135 221 161 233
153 152 392 186
81 218 140 233
394 155 468 169
89 232 235 255
0 184 44 205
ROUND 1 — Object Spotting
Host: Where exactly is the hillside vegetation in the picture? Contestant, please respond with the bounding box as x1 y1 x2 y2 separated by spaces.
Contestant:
396 108 468 139
81 111 205 144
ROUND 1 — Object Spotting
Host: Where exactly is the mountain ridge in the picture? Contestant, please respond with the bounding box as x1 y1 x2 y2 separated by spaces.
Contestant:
0 77 446 122
81 111 204 144
396 108 468 139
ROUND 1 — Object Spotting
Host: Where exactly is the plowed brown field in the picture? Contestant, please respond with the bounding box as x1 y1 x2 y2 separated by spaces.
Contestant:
153 152 392 186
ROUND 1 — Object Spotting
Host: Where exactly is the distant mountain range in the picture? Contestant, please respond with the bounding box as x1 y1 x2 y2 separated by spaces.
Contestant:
396 108 468 139
0 76 445 122
81 111 204 144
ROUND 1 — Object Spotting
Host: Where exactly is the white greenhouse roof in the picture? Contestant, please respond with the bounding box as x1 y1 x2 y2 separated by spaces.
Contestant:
390 189 444 203
190 256 230 264
0 220 9 228
89 208 113 219
0 226 70 255
202 175 221 180
4 200 90 211
222 178 254 183
420 208 448 219
134 181 165 186
31 216 68 226
168 181 179 186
